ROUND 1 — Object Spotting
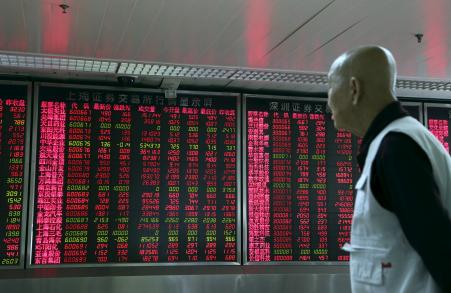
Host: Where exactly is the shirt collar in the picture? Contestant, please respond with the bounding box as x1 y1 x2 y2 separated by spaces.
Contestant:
357 101 409 168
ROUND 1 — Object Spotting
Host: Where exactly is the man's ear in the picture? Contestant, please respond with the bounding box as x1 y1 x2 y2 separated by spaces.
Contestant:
349 77 361 105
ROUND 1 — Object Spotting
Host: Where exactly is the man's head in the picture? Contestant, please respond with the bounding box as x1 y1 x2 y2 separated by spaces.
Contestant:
327 46 397 137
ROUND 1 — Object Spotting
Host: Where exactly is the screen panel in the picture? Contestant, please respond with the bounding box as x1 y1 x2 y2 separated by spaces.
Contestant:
0 81 31 269
29 84 240 266
244 95 360 264
425 103 451 154
244 97 423 264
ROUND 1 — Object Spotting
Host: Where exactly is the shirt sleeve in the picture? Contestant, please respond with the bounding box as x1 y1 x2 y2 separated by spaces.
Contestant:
371 132 451 292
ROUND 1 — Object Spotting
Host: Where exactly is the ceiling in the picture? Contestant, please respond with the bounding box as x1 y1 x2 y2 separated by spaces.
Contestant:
0 0 450 92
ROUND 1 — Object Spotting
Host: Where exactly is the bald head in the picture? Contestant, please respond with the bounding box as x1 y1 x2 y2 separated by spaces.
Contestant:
327 46 398 136
329 46 397 96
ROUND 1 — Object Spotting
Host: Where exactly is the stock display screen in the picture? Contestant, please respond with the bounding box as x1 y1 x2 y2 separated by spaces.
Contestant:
426 104 450 153
0 83 28 267
31 85 239 265
246 97 360 262
246 97 422 263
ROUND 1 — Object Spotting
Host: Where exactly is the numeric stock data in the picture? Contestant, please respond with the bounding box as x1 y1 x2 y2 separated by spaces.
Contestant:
245 97 422 263
31 85 239 265
425 104 451 154
0 82 30 268
246 96 360 263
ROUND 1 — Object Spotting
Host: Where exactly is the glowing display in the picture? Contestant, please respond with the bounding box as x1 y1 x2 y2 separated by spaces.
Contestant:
31 86 239 265
0 83 28 268
426 104 450 153
246 97 360 262
246 98 422 263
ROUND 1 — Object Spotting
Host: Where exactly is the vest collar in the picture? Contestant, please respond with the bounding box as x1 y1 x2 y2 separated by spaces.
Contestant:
357 101 409 169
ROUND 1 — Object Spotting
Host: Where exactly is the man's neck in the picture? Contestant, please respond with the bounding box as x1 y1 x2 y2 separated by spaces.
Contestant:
357 96 396 137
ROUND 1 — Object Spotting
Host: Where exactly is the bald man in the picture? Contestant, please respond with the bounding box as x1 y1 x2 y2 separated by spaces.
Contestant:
327 46 451 292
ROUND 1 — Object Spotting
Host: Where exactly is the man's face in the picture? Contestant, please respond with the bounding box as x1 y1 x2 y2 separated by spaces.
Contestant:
327 68 352 131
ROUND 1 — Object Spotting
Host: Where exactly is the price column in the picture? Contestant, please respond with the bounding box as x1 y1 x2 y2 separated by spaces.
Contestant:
328 129 355 261
293 112 311 261
92 103 113 263
111 105 131 262
1 98 26 266
184 111 200 261
202 110 217 261
311 113 328 261
137 105 160 262
165 107 181 262
219 109 237 261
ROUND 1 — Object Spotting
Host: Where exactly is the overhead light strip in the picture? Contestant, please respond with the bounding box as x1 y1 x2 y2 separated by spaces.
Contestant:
0 53 118 73
117 62 236 79
1 52 451 90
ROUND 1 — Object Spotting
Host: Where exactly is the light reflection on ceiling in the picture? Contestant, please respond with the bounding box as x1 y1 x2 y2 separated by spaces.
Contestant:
246 0 271 67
